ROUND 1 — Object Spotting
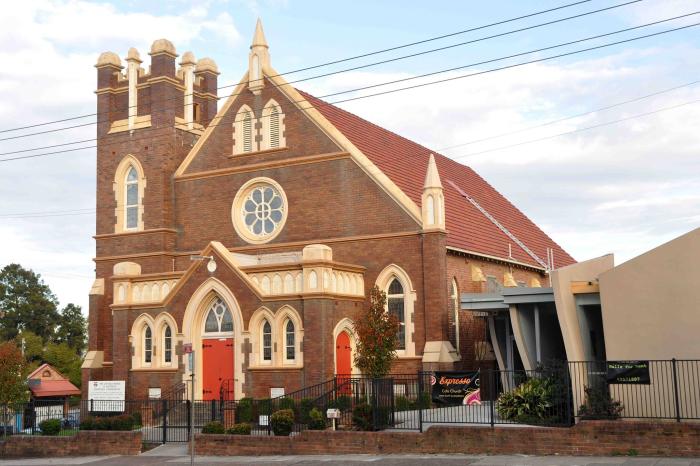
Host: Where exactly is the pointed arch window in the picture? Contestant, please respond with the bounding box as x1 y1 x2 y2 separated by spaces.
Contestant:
285 319 295 361
125 167 139 229
262 319 272 362
261 100 286 151
143 325 152 364
233 105 257 155
204 298 234 334
114 155 145 233
387 278 406 350
163 325 172 364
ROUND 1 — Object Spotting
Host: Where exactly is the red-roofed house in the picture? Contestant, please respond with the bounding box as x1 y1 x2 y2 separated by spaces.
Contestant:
84 20 575 400
28 364 81 400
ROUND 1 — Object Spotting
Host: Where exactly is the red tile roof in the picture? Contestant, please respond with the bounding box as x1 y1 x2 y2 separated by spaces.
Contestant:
29 380 81 398
299 90 575 269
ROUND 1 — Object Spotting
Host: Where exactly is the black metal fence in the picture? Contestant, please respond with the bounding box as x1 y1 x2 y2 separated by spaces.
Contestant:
2 359 698 443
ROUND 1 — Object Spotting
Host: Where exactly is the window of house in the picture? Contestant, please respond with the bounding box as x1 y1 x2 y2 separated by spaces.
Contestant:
387 278 406 350
125 166 139 229
285 319 295 361
163 325 172 364
144 325 152 364
262 319 272 361
204 298 234 334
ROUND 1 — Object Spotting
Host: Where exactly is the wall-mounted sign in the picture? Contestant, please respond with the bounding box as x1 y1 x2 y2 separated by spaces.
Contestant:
88 380 125 411
183 343 193 354
606 361 650 384
431 371 481 405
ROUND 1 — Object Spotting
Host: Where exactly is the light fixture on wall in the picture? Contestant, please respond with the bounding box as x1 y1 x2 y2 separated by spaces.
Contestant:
190 255 217 273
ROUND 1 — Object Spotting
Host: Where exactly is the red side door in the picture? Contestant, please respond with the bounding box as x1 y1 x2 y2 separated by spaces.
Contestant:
336 331 353 395
202 338 234 400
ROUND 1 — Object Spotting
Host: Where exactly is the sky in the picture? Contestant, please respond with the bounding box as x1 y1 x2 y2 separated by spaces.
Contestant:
1 0 699 313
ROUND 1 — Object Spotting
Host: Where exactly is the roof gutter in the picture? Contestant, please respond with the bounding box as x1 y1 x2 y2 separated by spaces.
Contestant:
446 246 547 272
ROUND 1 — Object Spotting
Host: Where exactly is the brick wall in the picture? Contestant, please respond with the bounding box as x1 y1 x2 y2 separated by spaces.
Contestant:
0 431 141 458
194 421 700 457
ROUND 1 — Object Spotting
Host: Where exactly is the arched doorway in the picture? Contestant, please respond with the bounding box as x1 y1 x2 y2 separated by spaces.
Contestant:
182 278 244 400
201 297 234 400
335 331 352 376
335 330 353 395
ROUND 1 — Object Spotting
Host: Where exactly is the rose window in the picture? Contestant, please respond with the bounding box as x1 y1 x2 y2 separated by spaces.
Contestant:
242 185 284 236
232 178 288 244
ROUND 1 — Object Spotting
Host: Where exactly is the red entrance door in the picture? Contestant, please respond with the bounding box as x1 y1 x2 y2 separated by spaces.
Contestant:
336 331 352 375
202 338 233 400
336 331 352 395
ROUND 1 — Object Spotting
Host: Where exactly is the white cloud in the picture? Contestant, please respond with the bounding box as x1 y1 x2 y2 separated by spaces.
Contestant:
302 46 700 264
0 1 243 312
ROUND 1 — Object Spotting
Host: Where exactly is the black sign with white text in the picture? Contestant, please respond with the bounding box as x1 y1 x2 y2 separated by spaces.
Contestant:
606 361 650 384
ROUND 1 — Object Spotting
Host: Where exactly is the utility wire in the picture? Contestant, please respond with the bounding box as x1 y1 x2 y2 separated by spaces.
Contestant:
3 84 700 219
1 12 693 162
0 0 640 143
450 97 700 160
0 0 597 135
436 78 700 151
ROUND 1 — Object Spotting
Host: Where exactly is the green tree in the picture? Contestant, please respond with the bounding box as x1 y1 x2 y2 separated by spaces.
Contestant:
55 303 87 355
0 264 60 341
44 342 82 387
0 341 28 405
353 286 400 378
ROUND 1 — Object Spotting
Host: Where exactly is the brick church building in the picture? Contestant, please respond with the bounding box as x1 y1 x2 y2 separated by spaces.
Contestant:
82 20 575 400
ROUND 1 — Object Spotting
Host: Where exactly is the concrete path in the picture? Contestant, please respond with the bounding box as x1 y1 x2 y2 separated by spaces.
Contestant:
1 454 700 466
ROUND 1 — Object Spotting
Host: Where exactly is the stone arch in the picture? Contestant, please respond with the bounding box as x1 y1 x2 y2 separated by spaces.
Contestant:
181 278 245 399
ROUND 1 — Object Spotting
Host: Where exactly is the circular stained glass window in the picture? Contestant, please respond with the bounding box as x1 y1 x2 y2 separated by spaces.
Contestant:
232 178 288 244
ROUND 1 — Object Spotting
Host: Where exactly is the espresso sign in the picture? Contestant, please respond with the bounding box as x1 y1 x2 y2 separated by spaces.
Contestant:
431 371 481 405
606 361 650 384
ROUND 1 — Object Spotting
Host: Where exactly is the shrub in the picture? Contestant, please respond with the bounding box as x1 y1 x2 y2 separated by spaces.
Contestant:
270 409 294 436
307 408 326 430
496 376 556 423
226 423 252 435
578 386 624 420
395 395 412 412
278 397 296 413
415 392 432 409
79 416 94 430
80 414 135 431
130 411 142 427
352 402 373 431
299 397 314 424
329 394 352 412
201 421 225 434
39 418 61 435
236 398 253 423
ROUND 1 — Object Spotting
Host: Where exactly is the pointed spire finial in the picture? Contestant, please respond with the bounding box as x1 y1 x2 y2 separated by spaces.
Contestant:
424 154 443 189
251 18 269 49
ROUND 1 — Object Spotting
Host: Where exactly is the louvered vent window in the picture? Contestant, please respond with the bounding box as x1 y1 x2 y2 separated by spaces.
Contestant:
269 107 280 148
243 111 253 152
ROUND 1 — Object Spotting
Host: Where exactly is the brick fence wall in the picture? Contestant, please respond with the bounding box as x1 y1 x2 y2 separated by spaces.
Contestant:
194 421 700 457
0 431 142 458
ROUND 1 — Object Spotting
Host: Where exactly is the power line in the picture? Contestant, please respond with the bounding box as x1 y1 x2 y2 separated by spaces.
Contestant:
0 0 640 144
437 79 700 151
3 86 700 220
450 97 700 160
2 12 694 162
0 0 597 135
